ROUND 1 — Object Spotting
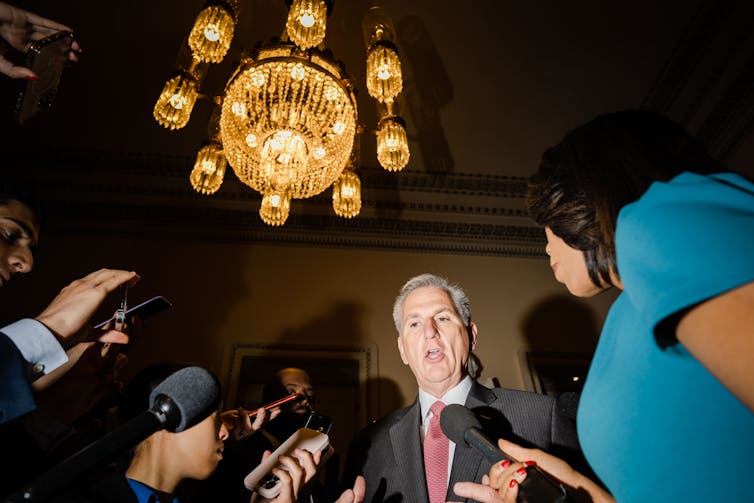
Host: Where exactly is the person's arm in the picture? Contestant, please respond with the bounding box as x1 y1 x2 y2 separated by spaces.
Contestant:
0 330 37 424
0 1 81 79
0 269 138 424
676 280 754 412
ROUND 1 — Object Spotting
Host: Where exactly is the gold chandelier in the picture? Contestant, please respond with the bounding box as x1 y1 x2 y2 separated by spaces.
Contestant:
153 0 409 226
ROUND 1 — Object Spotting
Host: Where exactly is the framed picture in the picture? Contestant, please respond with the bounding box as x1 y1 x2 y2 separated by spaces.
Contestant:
524 351 592 397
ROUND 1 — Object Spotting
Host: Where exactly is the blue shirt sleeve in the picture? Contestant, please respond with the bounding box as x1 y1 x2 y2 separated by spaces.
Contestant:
615 172 754 346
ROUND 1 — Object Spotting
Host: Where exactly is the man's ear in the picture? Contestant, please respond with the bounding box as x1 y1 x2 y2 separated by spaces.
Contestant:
397 335 409 365
468 321 478 350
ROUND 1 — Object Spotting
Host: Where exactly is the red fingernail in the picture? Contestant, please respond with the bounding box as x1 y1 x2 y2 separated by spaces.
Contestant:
25 75 39 80
509 480 518 489
500 460 511 469
516 467 526 476
524 461 536 467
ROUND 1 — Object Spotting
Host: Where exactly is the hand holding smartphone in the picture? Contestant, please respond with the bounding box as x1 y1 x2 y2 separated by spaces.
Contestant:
95 296 172 329
244 428 330 498
14 30 74 123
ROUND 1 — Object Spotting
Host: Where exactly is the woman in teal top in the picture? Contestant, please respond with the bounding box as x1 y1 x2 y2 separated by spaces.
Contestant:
454 110 754 503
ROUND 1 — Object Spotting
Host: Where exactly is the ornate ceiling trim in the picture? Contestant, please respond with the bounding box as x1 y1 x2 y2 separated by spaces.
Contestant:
8 147 544 258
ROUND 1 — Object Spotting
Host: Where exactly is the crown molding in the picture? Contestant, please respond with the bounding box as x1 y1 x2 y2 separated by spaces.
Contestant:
6 147 545 258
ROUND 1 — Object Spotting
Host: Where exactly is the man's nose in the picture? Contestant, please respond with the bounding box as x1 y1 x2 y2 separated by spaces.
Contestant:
423 319 439 338
9 246 34 274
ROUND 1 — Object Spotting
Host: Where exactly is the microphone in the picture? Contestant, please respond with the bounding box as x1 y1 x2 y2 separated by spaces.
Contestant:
5 366 221 503
440 404 572 503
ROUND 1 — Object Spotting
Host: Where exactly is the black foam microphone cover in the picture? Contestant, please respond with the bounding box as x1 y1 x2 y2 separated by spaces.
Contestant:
4 366 221 503
150 365 221 432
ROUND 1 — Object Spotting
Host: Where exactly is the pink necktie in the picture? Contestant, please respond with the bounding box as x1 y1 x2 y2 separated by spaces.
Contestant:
424 400 448 503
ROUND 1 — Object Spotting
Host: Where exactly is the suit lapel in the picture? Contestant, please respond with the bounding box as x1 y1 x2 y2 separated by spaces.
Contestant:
389 399 429 503
447 381 496 503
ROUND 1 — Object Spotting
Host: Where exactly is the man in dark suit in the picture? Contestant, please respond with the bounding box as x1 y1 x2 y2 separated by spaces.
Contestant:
341 273 586 503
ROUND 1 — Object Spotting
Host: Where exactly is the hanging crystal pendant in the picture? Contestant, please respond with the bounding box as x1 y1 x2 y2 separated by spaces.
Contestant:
190 143 227 194
153 72 200 130
259 190 292 226
366 42 403 103
188 3 236 63
376 116 410 171
332 168 361 218
285 0 327 50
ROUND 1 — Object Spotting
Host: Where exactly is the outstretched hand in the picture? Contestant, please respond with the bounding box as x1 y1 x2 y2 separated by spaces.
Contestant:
0 1 81 79
35 268 140 349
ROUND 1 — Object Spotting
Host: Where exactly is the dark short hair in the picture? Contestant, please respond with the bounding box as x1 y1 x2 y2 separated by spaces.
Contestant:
526 109 725 288
0 179 43 225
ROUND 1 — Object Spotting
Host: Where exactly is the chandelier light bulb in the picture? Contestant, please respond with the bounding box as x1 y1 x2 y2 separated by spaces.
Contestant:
332 169 362 218
260 191 291 226
377 116 410 172
188 4 235 63
153 73 199 130
286 0 327 50
366 43 403 103
190 143 227 194
299 13 315 28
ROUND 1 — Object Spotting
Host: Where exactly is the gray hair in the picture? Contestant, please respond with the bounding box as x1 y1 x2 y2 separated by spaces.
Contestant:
392 273 472 334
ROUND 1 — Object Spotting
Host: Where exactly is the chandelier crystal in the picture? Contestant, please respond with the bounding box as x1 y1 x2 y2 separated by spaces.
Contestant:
190 142 227 194
285 0 327 50
220 46 357 198
332 167 361 218
188 3 236 63
366 42 403 103
377 116 410 172
259 190 292 226
154 0 408 226
153 72 199 130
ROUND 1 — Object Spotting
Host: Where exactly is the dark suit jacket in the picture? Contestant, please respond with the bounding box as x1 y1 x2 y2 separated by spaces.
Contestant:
342 381 587 503
0 331 36 425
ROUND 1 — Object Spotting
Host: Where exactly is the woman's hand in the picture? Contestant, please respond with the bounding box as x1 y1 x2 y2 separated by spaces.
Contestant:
0 2 81 79
454 439 614 503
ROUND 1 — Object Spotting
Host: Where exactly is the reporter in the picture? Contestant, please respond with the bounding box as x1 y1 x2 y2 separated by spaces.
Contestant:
457 109 754 502
1 183 140 425
0 1 81 79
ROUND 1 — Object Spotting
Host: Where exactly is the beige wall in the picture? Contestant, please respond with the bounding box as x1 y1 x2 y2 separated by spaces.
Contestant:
0 232 617 422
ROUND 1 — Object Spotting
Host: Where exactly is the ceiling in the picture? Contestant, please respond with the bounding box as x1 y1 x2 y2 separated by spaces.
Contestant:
2 0 753 256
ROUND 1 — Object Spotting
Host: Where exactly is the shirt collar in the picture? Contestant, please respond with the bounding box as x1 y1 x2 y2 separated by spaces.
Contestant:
419 375 473 423
127 478 179 503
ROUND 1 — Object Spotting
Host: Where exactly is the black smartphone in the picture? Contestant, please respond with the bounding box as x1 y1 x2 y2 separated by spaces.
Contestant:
94 296 172 329
304 411 333 435
14 30 74 123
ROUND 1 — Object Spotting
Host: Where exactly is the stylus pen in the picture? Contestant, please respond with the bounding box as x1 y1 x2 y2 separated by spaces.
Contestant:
247 393 305 418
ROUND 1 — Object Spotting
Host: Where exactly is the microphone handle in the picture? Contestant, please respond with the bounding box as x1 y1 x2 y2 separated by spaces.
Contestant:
464 429 573 503
5 410 163 503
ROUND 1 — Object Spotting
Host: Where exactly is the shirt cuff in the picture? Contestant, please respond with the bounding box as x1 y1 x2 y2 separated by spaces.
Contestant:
1 319 68 377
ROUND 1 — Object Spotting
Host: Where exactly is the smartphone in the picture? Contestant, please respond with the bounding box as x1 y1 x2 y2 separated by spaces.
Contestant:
304 411 333 435
14 30 74 123
243 428 330 497
247 393 305 418
94 296 172 329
